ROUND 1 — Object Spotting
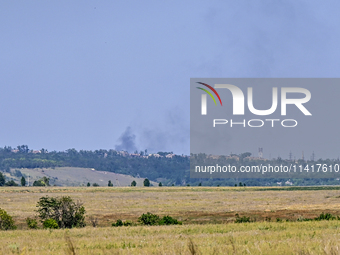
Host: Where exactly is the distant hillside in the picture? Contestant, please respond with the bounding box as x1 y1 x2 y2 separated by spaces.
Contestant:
3 167 157 187
0 146 190 185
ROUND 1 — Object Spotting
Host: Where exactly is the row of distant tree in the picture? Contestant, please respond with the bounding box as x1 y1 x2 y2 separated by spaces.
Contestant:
1 145 340 186
0 172 163 188
0 172 53 187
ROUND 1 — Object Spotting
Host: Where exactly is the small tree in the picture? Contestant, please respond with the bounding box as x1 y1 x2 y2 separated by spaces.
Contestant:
33 177 50 187
21 176 26 186
41 177 50 186
33 180 44 186
131 180 136 186
87 182 90 187
0 208 16 230
143 179 150 187
159 182 162 187
36 196 86 228
108 180 113 187
0 172 5 186
92 183 99 187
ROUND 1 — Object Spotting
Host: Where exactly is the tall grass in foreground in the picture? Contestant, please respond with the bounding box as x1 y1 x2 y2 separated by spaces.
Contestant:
1 221 340 254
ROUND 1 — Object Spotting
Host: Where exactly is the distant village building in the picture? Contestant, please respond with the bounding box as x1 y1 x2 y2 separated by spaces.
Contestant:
130 153 141 158
118 151 129 157
149 153 162 158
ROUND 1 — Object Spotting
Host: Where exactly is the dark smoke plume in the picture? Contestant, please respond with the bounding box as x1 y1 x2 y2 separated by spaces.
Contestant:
115 127 137 153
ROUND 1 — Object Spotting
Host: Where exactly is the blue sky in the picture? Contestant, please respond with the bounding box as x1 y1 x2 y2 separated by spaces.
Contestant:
1 1 340 155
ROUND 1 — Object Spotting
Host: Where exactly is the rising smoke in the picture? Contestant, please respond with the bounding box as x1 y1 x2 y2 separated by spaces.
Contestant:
115 126 138 153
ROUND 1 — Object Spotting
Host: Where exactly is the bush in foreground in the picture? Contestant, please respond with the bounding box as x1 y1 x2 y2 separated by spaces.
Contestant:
0 208 16 230
43 218 59 229
26 217 38 229
36 196 86 228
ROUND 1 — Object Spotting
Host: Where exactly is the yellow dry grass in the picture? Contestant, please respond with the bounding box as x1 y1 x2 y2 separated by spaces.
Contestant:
1 186 340 254
1 221 340 254
1 186 340 227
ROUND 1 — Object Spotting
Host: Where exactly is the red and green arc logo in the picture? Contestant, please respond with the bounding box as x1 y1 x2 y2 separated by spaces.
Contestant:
196 82 223 106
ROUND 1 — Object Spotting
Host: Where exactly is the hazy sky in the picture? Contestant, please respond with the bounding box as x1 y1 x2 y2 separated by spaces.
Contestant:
1 1 340 155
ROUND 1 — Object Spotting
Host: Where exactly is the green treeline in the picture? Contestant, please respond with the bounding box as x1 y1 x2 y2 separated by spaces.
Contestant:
0 146 189 184
0 145 339 186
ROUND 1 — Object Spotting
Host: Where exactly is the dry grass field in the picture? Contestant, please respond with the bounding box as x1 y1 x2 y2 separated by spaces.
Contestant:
1 221 340 254
2 186 340 227
1 186 340 254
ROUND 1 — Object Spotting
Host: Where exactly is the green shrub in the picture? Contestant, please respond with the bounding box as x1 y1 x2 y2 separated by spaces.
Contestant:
138 212 160 225
112 219 134 227
43 219 59 229
137 213 182 226
315 212 335 221
159 215 182 225
0 208 16 230
36 196 86 228
112 219 123 227
26 217 38 229
235 215 251 223
123 220 133 226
